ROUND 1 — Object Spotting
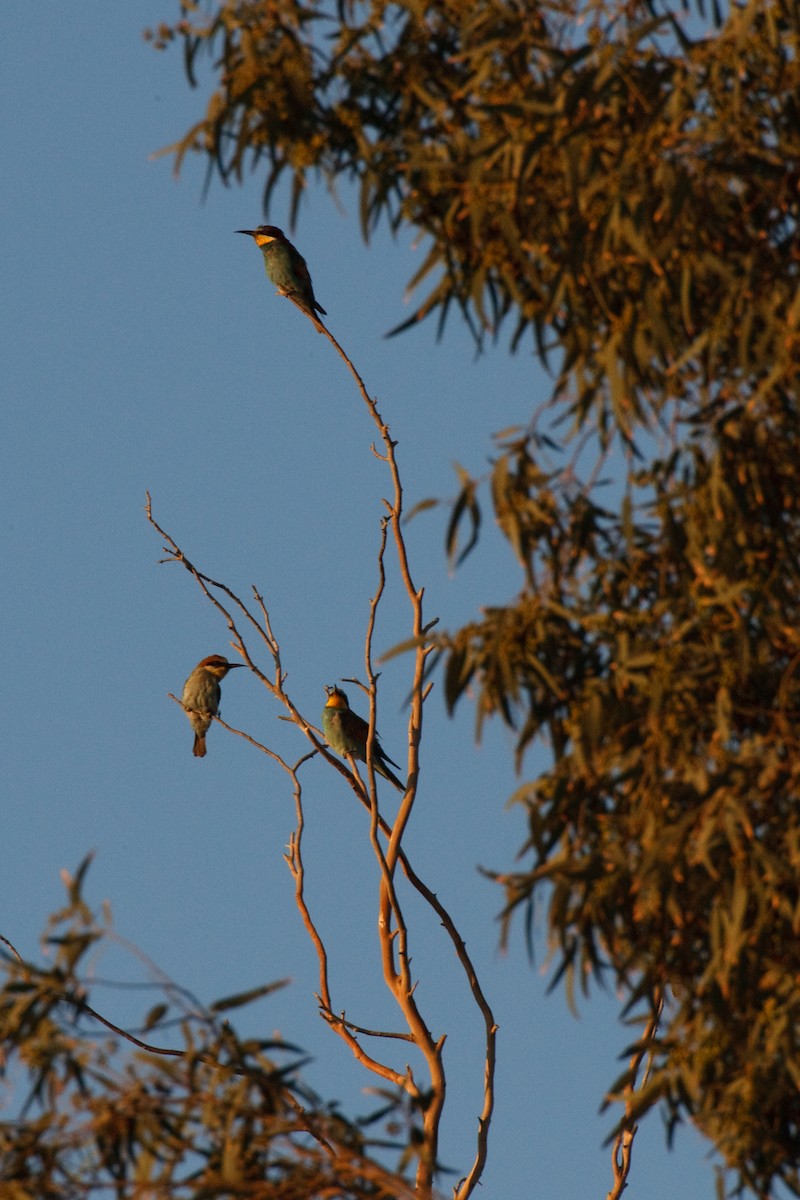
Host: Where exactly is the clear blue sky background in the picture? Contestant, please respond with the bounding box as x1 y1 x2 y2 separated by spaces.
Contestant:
3 5 715 1196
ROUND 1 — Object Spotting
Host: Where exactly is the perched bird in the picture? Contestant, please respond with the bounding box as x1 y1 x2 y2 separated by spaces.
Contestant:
181 655 244 758
322 685 405 791
236 225 327 321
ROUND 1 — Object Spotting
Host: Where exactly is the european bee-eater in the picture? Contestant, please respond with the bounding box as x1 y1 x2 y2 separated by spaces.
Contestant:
181 655 244 758
237 225 327 321
322 685 405 791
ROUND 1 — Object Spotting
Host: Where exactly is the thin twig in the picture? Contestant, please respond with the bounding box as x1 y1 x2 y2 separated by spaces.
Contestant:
0 934 23 963
606 992 664 1200
283 761 410 1091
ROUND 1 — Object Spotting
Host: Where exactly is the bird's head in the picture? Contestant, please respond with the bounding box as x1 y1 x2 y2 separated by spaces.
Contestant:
324 685 349 710
236 225 285 247
197 655 244 679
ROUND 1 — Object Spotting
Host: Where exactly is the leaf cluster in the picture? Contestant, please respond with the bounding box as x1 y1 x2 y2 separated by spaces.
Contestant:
151 0 798 415
441 395 800 1197
0 864 415 1200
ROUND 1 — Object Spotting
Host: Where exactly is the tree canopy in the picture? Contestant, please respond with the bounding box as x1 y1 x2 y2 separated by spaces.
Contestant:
140 1 799 1195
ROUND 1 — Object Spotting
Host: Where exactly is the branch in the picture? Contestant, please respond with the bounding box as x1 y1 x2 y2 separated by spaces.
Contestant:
606 993 664 1200
359 522 446 1195
282 761 411 1092
318 320 494 1198
144 313 497 1198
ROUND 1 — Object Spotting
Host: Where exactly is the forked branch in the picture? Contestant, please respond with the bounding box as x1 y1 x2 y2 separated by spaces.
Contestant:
145 315 496 1199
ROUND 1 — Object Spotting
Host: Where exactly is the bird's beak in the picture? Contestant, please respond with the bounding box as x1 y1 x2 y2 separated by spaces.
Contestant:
227 663 245 668
236 229 256 237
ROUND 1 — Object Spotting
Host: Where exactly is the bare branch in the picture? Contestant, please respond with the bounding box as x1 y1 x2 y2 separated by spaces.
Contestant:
144 313 498 1198
606 994 664 1200
282 763 411 1092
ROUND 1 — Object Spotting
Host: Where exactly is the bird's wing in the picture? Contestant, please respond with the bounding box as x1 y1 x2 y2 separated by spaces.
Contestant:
347 709 402 770
290 250 314 293
341 708 369 744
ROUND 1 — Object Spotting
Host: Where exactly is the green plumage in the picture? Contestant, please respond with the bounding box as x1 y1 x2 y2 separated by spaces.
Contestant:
237 225 326 319
322 686 405 791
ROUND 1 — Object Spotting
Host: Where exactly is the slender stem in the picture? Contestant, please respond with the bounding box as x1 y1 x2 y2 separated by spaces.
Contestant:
606 992 664 1200
284 762 410 1090
318 321 493 1196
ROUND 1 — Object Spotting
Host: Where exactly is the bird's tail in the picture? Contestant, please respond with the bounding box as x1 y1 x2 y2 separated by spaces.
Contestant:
193 733 207 758
376 759 405 792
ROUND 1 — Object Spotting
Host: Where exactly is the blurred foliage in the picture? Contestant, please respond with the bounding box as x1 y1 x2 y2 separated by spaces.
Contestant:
148 0 800 1195
0 861 416 1198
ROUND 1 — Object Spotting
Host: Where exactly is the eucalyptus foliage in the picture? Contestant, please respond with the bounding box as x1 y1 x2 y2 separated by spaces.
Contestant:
0 861 414 1198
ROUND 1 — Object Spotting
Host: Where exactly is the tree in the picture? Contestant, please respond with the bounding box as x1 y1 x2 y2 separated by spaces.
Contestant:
142 2 800 1197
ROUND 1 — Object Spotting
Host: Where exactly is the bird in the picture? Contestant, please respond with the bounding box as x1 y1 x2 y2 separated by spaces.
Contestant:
181 655 244 758
322 685 405 791
236 225 327 321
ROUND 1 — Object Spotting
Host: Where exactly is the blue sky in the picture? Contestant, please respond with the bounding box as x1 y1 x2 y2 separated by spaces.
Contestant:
2 5 715 1196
